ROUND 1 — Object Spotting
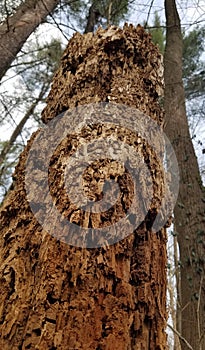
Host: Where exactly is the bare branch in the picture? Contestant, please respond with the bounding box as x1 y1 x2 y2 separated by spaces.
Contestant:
144 0 155 28
167 323 194 350
0 83 47 173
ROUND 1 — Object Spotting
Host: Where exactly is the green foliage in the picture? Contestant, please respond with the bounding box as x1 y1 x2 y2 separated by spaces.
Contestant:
66 0 84 13
40 39 63 73
14 38 63 91
183 26 205 78
0 38 63 203
148 11 165 54
148 14 205 101
182 26 205 100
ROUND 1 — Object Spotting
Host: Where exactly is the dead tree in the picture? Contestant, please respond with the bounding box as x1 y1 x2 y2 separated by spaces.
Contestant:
0 25 168 349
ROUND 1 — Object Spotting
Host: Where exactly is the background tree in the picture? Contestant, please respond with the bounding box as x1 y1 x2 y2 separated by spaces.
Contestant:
0 0 62 80
0 38 63 200
0 1 205 348
164 0 205 349
147 8 205 347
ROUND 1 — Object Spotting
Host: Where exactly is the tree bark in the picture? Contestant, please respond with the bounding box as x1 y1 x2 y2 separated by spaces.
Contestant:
164 1 205 349
0 0 60 81
0 25 168 349
84 3 101 34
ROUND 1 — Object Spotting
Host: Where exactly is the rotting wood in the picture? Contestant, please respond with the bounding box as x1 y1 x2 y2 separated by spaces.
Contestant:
0 24 167 349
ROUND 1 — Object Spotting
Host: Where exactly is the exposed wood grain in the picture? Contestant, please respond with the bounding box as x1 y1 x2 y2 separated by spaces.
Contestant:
0 24 167 349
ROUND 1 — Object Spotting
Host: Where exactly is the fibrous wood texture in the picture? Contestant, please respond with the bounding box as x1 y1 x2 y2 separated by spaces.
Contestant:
0 25 167 349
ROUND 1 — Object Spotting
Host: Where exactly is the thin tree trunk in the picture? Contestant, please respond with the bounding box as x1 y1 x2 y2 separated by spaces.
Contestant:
164 0 205 349
84 3 101 33
173 236 181 350
0 0 60 80
0 25 167 349
0 84 46 170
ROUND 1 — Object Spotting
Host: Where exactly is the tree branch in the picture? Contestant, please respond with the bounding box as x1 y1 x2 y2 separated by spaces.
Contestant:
0 0 60 81
167 323 194 350
0 83 47 176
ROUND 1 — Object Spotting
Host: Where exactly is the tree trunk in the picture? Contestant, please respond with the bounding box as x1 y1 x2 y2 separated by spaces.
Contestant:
84 3 101 34
164 1 205 349
0 83 47 168
0 0 60 81
0 25 168 349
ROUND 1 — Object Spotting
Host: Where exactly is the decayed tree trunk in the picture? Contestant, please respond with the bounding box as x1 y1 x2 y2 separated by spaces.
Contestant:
164 0 205 349
0 25 167 349
0 0 60 81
